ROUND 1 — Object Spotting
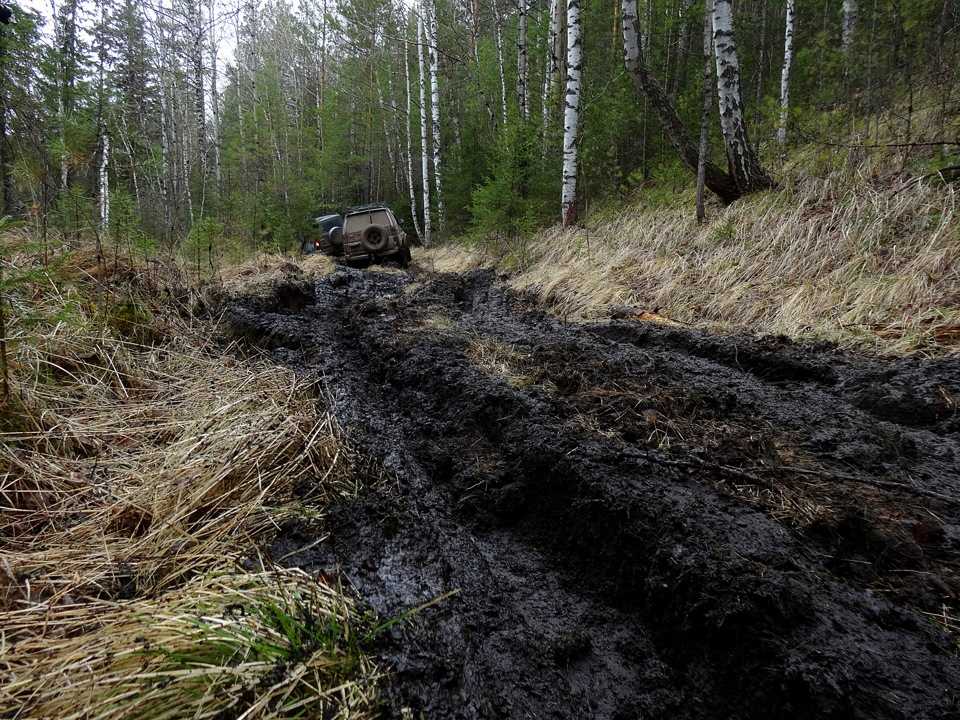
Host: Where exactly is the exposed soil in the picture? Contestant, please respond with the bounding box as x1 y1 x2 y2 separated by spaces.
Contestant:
226 265 960 719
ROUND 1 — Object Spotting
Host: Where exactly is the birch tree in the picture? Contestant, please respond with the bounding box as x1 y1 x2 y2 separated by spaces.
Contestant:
541 0 562 132
712 0 773 193
622 0 740 203
404 28 422 243
493 0 508 124
53 0 81 192
425 0 444 229
842 0 858 54
99 134 110 236
696 0 713 222
560 0 581 226
517 0 529 121
777 0 796 146
208 0 222 189
417 12 431 246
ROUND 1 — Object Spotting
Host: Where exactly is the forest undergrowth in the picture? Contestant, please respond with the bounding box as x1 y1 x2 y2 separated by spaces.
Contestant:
0 238 379 719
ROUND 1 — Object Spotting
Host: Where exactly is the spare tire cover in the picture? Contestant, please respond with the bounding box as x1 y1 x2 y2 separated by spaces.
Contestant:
328 226 343 246
361 224 389 253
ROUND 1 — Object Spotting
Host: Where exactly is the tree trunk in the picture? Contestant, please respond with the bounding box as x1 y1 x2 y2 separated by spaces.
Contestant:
0 23 9 217
842 0 858 54
417 12 432 246
376 73 400 196
712 0 774 193
752 0 769 146
189 0 206 181
561 0 582 226
542 0 562 132
517 0 529 120
425 0 444 229
405 25 423 243
0 258 7 403
777 0 795 146
493 0 508 124
670 0 697 100
470 0 495 125
696 0 713 223
209 0 222 192
58 0 80 192
622 0 741 203
99 133 110 239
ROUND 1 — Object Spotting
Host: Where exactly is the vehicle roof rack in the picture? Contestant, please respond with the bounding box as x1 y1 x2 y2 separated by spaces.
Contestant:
344 203 389 214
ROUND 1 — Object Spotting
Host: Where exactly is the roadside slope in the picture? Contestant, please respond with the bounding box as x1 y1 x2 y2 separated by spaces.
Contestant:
426 157 960 356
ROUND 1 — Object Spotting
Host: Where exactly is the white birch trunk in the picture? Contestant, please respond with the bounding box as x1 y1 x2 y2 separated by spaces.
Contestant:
469 0 495 124
542 0 562 131
405 32 423 244
842 0 857 54
386 68 404 195
99 133 110 236
59 94 68 190
417 12 432 246
712 0 771 192
777 0 795 146
118 114 141 213
696 0 713 222
561 0 582 226
425 0 445 229
208 0 222 189
517 0 529 121
375 78 398 189
493 0 508 124
622 0 641 79
189 0 206 178
158 70 173 237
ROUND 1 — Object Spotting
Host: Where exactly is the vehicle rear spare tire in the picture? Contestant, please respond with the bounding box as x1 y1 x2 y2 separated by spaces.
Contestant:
361 225 389 253
328 226 343 246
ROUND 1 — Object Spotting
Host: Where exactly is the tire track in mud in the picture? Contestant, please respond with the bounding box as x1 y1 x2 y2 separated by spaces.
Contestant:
227 266 960 720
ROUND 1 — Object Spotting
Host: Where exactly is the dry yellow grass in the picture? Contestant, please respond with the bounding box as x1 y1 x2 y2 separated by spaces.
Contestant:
425 154 960 355
0 245 378 718
220 251 335 291
466 337 537 389
1 567 379 720
1 327 349 607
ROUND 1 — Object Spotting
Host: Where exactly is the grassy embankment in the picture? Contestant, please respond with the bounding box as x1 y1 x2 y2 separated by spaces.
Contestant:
426 112 960 356
0 239 381 719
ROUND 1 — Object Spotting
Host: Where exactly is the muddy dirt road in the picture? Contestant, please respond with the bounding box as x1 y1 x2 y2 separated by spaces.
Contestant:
227 265 960 719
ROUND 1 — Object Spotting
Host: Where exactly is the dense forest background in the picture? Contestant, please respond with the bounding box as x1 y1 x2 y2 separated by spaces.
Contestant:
0 0 957 262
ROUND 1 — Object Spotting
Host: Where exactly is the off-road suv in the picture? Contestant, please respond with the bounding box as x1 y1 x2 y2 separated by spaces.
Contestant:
341 204 411 267
307 213 344 255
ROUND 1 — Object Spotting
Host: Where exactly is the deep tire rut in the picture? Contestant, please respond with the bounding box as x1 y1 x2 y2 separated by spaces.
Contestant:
227 267 960 720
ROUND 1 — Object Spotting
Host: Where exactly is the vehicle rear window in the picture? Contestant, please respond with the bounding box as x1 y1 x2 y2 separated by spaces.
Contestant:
345 210 391 233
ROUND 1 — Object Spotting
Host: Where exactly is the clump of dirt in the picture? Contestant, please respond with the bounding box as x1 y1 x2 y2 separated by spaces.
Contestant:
226 267 960 720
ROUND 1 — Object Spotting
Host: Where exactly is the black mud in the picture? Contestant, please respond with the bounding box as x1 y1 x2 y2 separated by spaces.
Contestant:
226 266 960 719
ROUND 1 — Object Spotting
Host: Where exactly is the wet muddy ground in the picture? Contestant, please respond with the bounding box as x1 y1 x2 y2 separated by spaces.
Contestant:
226 265 960 719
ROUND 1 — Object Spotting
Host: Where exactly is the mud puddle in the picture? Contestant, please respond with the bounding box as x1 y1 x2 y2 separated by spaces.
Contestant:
227 266 960 719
